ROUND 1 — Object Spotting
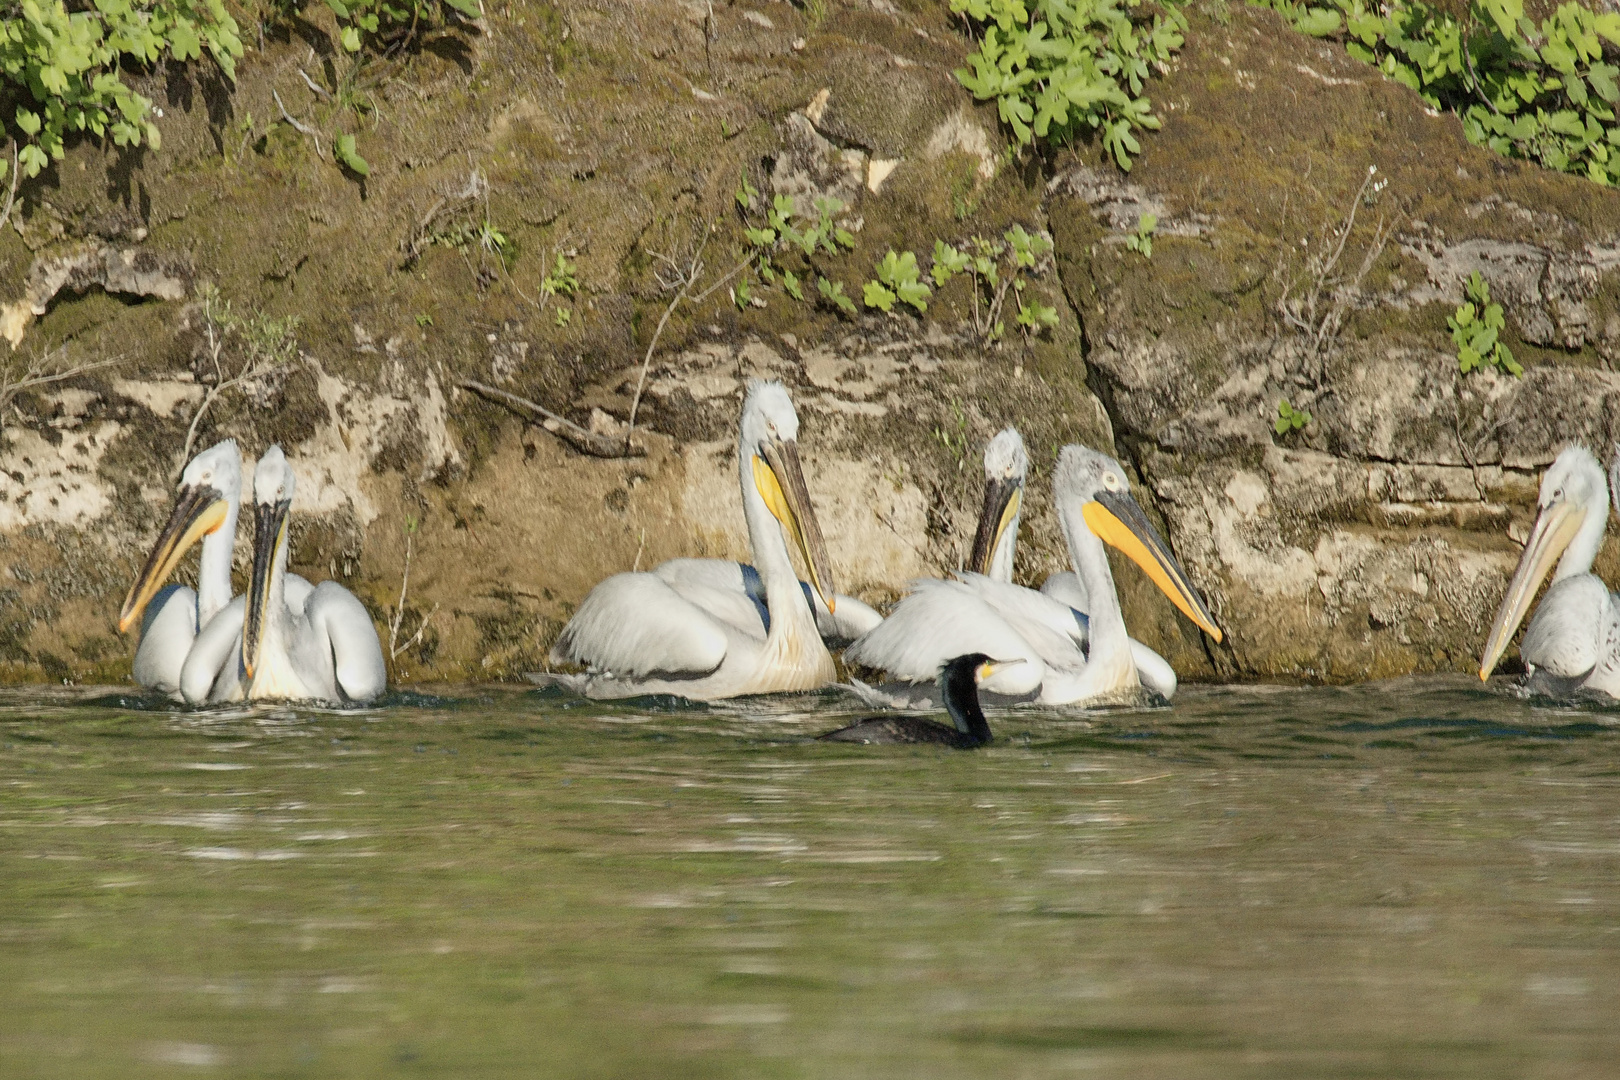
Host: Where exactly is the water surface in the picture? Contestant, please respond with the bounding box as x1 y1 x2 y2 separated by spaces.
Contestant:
2 678 1617 1078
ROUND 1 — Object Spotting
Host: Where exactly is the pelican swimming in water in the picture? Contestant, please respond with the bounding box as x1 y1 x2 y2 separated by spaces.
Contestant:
118 439 247 696
187 445 385 704
848 431 1180 704
846 444 1222 705
549 379 841 699
819 654 1020 748
1480 444 1620 697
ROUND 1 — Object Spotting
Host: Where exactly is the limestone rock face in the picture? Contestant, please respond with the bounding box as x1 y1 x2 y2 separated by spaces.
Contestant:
1050 8 1620 680
6 0 1620 685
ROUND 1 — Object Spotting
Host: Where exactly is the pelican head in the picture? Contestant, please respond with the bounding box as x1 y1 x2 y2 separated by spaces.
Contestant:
243 445 296 679
1480 444 1609 681
1056 445 1223 643
119 439 242 633
968 427 1028 577
741 379 836 613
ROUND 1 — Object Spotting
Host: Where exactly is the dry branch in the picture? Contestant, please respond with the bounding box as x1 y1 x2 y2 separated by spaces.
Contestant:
458 379 646 459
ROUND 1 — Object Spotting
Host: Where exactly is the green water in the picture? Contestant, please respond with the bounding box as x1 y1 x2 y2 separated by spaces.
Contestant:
2 679 1618 1079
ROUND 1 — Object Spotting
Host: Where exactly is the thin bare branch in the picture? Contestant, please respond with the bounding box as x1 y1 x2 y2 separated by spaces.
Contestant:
626 227 710 448
272 88 323 159
459 378 646 459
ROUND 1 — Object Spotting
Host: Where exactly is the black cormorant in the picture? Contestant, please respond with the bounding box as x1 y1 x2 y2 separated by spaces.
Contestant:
819 653 1018 748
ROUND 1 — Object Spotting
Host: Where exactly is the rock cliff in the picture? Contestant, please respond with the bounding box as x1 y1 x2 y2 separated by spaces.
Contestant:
3 0 1618 685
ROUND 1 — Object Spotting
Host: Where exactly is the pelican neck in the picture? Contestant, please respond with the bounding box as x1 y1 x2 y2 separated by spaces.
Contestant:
196 496 239 629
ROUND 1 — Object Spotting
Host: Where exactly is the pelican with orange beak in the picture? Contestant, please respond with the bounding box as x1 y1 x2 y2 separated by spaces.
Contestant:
548 379 841 699
118 440 245 696
1479 445 1620 697
847 444 1222 704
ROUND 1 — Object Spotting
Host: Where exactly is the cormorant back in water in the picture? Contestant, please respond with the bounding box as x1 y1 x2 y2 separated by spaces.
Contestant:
820 654 1020 748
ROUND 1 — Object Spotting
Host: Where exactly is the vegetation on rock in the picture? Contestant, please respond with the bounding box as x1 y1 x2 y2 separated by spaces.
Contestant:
950 0 1187 169
1255 0 1620 184
0 0 241 178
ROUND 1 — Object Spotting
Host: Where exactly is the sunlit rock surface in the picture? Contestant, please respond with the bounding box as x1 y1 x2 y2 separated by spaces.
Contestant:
6 2 1620 683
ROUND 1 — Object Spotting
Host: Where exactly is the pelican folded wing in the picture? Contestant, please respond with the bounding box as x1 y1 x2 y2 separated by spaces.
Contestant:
551 573 730 678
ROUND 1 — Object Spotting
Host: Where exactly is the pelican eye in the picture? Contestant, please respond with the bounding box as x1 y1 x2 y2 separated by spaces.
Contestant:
1102 472 1122 492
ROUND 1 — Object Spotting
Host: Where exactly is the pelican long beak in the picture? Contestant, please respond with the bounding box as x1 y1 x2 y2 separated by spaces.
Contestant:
753 437 837 613
975 657 1027 683
1082 490 1224 643
118 485 229 633
968 477 1023 576
1479 498 1585 681
242 498 291 679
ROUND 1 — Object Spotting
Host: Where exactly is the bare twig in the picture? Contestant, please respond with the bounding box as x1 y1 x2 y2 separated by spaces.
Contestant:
458 378 646 458
297 69 331 100
0 347 124 432
0 141 21 237
272 88 323 159
176 290 296 478
626 227 711 447
388 529 439 662
400 168 489 266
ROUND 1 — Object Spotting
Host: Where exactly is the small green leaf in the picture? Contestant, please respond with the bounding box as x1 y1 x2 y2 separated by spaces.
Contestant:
863 280 896 312
335 133 370 176
341 25 362 51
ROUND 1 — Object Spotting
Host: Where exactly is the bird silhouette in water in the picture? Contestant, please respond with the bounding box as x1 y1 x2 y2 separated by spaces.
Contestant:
819 654 1022 748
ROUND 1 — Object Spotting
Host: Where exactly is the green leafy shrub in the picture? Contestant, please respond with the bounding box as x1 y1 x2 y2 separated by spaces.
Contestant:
0 0 242 178
1255 0 1620 184
1449 270 1522 375
864 250 932 313
950 0 1187 169
324 0 480 54
932 226 1058 342
1275 397 1312 434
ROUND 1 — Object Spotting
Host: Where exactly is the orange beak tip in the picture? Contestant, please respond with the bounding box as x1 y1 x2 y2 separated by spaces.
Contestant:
1478 669 1489 683
826 597 836 614
1210 627 1224 644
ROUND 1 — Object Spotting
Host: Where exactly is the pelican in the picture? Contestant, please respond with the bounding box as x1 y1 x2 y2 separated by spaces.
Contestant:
205 445 386 704
549 379 841 699
846 444 1222 705
848 431 1180 704
1479 444 1620 696
118 440 246 696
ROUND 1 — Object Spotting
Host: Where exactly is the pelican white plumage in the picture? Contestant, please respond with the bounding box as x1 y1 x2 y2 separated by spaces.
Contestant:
118 440 246 696
847 444 1222 705
220 445 387 703
549 379 841 699
849 430 1179 704
1479 444 1620 697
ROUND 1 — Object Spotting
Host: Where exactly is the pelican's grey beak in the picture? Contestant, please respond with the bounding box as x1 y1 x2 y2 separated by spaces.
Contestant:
242 498 291 679
753 436 836 613
969 476 1023 576
118 485 229 634
975 657 1027 683
1480 497 1585 681
1082 490 1224 643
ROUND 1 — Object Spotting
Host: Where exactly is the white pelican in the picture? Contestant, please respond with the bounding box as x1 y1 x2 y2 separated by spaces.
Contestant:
846 444 1222 705
549 379 841 699
223 445 386 703
849 430 1179 704
118 439 245 696
1479 444 1620 696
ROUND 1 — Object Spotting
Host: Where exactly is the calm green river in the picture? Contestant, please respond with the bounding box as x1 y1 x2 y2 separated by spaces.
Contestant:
2 678 1617 1078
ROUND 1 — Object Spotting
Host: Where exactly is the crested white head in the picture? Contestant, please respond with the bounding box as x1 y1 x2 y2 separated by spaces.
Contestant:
982 427 1028 483
1540 444 1608 582
739 379 800 455
253 444 297 508
180 439 243 501
1054 444 1127 505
